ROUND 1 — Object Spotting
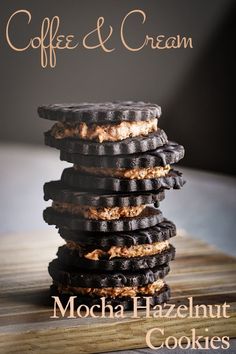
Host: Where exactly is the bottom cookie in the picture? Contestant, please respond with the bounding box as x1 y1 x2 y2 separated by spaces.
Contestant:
50 283 170 310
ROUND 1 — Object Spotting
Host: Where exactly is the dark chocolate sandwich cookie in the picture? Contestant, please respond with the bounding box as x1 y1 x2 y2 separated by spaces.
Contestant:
38 101 161 123
44 129 168 155
44 180 165 207
58 219 176 248
56 244 176 271
48 258 170 287
43 206 164 232
48 259 170 309
50 283 171 310
61 168 185 192
60 141 185 168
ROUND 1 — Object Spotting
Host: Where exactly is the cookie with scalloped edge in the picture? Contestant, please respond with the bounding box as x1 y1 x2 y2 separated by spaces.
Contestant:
38 101 161 123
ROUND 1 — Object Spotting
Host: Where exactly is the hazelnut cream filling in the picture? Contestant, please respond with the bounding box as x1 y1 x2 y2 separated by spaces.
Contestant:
50 119 158 142
66 240 170 260
52 201 146 220
58 279 165 298
75 165 171 180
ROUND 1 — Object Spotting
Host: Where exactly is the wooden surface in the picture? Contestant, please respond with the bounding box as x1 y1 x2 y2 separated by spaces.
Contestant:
0 229 236 354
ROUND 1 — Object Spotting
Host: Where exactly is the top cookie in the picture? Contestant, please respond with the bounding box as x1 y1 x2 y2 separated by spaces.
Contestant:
38 101 161 124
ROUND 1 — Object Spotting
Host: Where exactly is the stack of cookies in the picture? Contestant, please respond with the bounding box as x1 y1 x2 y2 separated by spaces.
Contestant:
38 102 185 309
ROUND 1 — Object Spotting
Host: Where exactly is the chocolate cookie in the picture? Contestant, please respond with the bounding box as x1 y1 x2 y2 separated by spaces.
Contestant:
56 244 175 271
61 168 185 192
38 101 161 123
44 180 165 207
48 258 170 287
44 129 168 155
60 141 185 168
58 219 176 248
43 206 164 232
50 283 171 310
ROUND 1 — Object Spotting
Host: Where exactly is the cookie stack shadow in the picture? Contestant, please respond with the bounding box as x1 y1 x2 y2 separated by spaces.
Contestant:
38 102 185 310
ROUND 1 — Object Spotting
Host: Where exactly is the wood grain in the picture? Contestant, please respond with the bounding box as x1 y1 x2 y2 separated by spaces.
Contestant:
0 229 236 353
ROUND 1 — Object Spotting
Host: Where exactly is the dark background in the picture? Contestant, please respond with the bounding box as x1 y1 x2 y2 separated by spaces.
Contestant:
0 0 235 174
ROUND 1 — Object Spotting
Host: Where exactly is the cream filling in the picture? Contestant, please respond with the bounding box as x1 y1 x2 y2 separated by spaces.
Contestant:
66 240 170 260
58 279 165 298
52 202 146 220
50 119 158 142
75 165 171 180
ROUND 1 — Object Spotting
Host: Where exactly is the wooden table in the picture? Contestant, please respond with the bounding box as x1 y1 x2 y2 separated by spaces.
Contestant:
0 144 236 353
0 229 236 354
